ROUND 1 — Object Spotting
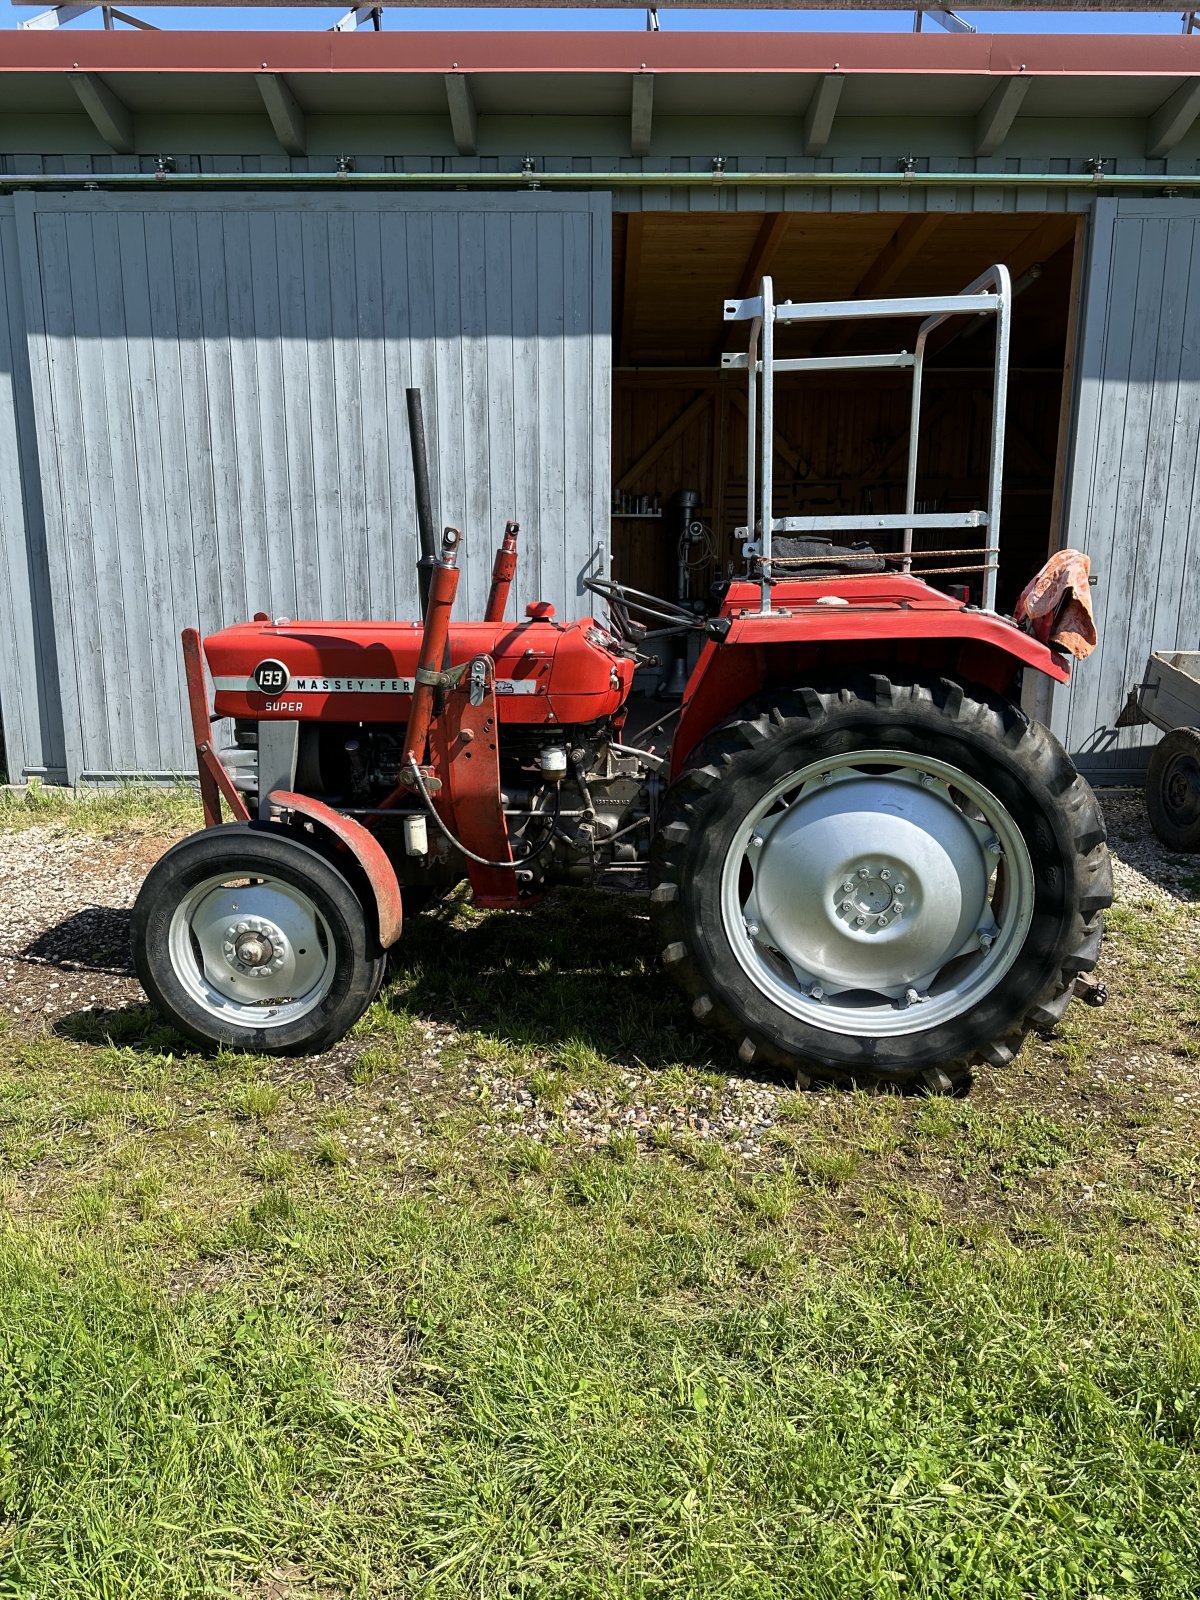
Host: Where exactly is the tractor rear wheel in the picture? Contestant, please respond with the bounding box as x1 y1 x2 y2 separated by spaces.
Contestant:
132 824 386 1055
650 675 1111 1092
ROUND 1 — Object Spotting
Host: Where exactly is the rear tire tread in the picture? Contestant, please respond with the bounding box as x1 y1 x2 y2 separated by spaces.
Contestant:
651 673 1113 1091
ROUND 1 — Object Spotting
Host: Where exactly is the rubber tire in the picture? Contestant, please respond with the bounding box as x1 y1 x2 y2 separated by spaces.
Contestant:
1146 727 1200 852
131 823 386 1055
650 673 1112 1093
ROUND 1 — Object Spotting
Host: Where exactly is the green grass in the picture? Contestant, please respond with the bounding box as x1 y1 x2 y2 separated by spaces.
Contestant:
1 817 1200 1596
0 779 201 834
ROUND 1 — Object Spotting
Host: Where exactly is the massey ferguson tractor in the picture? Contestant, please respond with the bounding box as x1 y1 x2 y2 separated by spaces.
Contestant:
132 266 1112 1093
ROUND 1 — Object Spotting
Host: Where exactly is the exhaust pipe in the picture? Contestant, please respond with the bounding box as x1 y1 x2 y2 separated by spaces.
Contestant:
406 388 438 618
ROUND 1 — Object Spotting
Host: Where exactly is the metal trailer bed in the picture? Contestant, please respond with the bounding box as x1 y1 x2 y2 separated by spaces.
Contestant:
1120 652 1200 850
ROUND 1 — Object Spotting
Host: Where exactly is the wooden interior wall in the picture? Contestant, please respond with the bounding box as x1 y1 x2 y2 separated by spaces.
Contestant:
612 369 1064 612
610 211 1080 613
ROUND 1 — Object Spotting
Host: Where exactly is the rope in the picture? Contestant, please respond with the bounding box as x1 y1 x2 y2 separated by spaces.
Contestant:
765 546 998 565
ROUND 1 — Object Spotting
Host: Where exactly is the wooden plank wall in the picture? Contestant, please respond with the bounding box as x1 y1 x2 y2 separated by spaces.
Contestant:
611 368 1063 612
0 199 65 781
11 190 611 781
1058 199 1200 781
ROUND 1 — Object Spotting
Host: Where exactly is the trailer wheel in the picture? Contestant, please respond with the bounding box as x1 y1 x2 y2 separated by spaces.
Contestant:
1146 728 1200 852
650 675 1111 1092
131 824 386 1055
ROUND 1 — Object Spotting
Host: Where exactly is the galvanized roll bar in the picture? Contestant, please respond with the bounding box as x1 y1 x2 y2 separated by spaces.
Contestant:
723 262 1012 617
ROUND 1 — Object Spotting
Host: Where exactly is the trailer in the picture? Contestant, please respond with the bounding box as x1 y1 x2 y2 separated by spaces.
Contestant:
1120 653 1200 851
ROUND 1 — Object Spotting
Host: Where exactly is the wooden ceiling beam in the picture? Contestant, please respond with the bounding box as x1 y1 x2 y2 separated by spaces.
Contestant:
711 212 791 359
923 217 1075 358
803 73 844 157
817 213 943 353
618 212 644 367
69 71 133 154
631 72 654 158
1146 79 1200 158
255 72 306 156
974 76 1031 157
444 72 478 156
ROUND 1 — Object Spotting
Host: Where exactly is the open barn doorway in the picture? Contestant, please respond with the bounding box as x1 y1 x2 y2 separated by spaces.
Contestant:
609 210 1081 618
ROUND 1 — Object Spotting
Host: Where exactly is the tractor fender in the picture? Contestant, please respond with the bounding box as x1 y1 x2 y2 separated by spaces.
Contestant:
671 611 1071 778
268 790 403 949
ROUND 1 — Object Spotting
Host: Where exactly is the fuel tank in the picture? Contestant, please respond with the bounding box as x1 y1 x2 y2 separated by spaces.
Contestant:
205 613 634 727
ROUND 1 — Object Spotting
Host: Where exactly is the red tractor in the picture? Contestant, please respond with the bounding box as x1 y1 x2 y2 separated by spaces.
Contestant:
132 268 1111 1093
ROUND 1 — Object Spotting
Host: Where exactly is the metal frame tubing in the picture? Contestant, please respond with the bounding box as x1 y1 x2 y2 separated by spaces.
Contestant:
403 526 461 770
5 171 1200 194
484 520 520 623
727 263 1012 617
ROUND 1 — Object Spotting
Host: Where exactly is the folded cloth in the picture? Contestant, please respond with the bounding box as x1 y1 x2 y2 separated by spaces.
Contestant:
1014 549 1097 660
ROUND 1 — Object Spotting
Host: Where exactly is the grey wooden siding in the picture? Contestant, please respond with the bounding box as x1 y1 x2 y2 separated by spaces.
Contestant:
6 190 610 781
0 198 65 782
1056 198 1200 781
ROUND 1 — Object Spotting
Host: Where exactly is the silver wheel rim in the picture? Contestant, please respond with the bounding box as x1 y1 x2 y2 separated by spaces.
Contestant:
720 747 1035 1038
167 870 336 1029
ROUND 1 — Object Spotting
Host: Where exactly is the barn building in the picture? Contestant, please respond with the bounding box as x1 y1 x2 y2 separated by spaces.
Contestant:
1 19 1199 787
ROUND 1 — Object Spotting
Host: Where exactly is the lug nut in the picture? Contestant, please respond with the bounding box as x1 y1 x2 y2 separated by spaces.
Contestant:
842 879 854 893
809 985 825 1002
879 869 891 881
894 884 906 895
841 899 854 912
750 834 764 849
854 915 866 927
857 866 870 879
744 920 760 937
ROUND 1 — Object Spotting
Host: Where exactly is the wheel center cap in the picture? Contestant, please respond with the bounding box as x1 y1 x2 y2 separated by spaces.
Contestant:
235 931 274 967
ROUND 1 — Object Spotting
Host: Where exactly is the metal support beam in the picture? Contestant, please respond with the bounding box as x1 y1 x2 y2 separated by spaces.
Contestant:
21 3 95 27
255 72 306 156
444 72 478 155
1146 78 1200 158
975 76 1031 157
631 72 654 158
68 71 134 152
332 4 380 30
803 73 844 158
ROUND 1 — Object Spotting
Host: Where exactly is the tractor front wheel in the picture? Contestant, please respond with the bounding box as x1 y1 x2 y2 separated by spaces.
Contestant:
650 675 1111 1092
131 824 386 1055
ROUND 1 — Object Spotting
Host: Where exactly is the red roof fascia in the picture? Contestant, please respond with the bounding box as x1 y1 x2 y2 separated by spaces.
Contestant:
1 28 1199 77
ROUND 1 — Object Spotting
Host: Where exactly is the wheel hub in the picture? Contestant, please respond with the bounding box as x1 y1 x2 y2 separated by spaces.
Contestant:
225 919 286 976
834 865 906 931
169 876 334 1018
721 748 1035 1038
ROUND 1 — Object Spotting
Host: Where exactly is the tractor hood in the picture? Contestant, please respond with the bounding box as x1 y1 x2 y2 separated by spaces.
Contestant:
204 614 634 727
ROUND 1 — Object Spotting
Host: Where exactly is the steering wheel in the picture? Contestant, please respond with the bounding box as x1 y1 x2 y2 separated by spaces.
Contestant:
583 576 701 642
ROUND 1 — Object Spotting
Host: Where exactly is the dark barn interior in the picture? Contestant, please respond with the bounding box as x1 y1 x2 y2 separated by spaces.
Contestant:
609 210 1080 614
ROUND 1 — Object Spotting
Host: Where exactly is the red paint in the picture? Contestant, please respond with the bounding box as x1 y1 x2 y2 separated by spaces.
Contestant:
484 521 520 625
403 527 461 772
269 789 404 948
205 615 634 727
2 29 1194 79
670 576 1070 775
182 625 250 826
428 659 519 908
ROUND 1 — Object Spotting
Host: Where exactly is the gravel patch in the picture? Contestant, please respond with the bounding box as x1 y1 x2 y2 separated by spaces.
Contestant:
0 827 166 1025
1099 789 1200 911
0 787 1196 1163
